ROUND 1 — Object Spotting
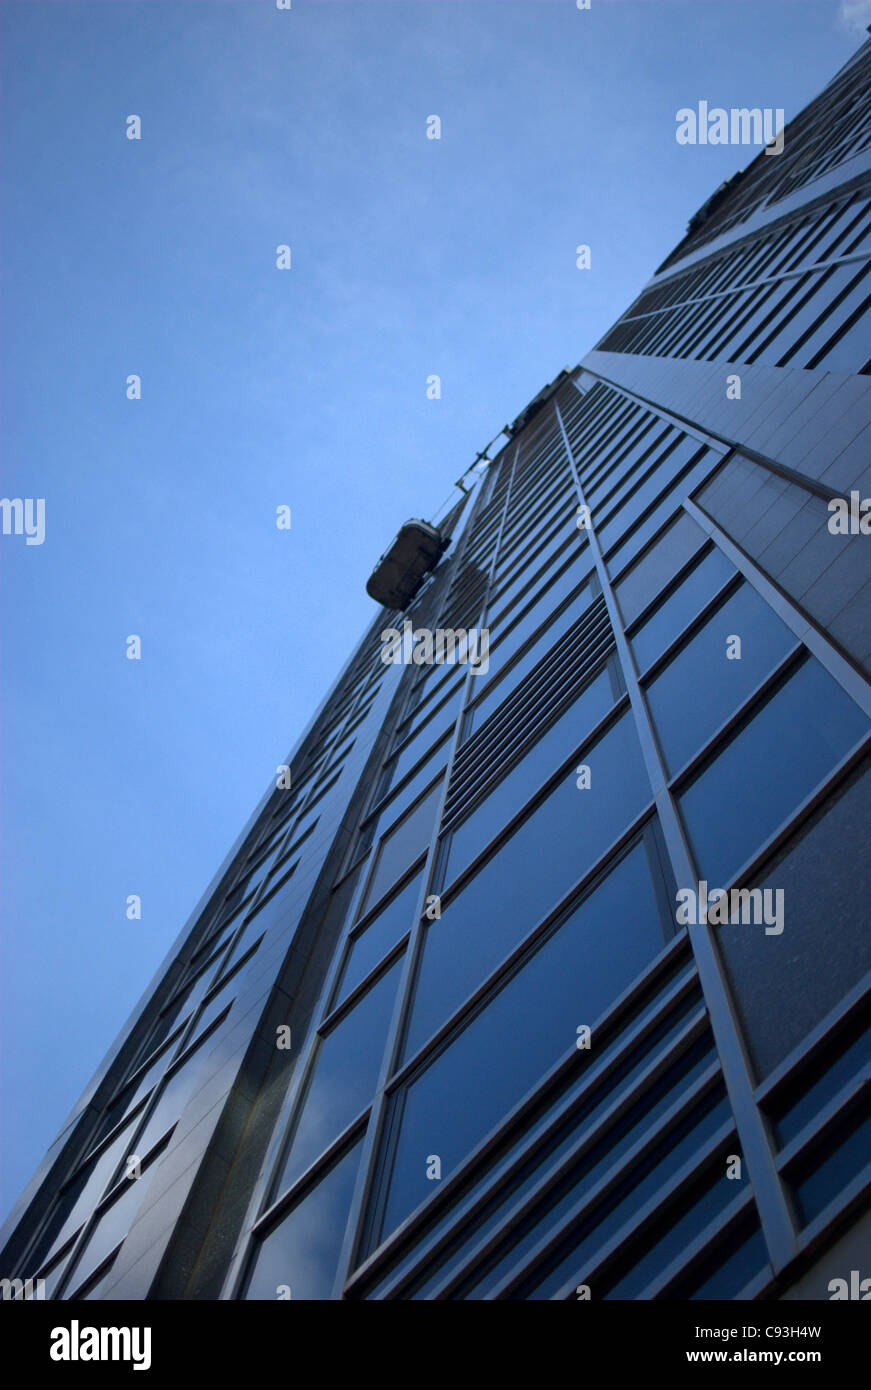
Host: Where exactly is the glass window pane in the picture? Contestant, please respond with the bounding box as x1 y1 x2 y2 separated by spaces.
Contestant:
406 710 652 1059
630 547 735 673
465 585 599 737
491 521 576 609
679 657 870 885
130 1041 214 1160
380 727 449 804
245 1140 362 1300
335 870 422 1005
361 741 448 861
792 1106 871 1227
615 512 706 626
646 582 796 776
187 973 239 1047
378 840 669 1244
106 1046 171 1127
67 1165 157 1290
238 870 303 950
44 1119 138 1261
718 758 871 1080
486 565 591 678
605 452 716 577
277 957 403 1195
446 666 614 886
361 780 442 915
392 698 458 777
402 1003 712 1298
596 437 704 552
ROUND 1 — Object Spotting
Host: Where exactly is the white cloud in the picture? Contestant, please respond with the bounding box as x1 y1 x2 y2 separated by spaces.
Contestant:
838 1 871 36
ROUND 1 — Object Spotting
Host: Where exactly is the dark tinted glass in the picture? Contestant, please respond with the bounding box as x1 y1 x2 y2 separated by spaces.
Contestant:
602 1166 741 1299
335 870 422 1006
445 667 614 885
679 657 870 885
630 547 735 674
792 1106 871 1227
277 957 402 1195
246 1140 361 1300
646 581 796 776
681 1225 768 1300
614 512 706 626
379 841 668 1243
362 780 442 914
406 710 652 1059
485 568 591 680
464 586 598 737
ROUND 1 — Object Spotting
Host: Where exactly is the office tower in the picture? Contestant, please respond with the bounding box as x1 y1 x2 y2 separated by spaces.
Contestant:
2 37 870 1303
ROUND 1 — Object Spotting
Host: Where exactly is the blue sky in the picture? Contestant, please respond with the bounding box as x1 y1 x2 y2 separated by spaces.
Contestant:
1 0 868 1225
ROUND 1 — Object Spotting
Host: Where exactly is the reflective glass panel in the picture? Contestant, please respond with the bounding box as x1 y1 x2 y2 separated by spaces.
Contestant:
378 841 670 1244
679 657 870 885
246 1140 362 1300
406 710 652 1059
277 957 403 1195
646 581 796 776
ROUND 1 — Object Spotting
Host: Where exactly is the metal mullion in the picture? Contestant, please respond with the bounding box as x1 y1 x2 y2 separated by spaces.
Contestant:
50 1130 173 1302
555 398 798 1275
463 597 608 727
219 828 408 1295
785 1159 871 1272
442 648 615 832
437 703 637 912
328 443 526 1299
447 633 613 818
578 411 657 490
594 432 694 532
490 513 567 593
615 249 871 327
365 732 451 825
578 374 818 504
251 1114 371 1242
318 935 410 1036
584 420 673 506
777 257 871 366
344 860 425 945
674 735 871 945
488 534 589 624
641 598 795 713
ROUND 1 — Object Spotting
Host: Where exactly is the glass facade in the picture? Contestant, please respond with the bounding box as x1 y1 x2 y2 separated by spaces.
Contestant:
2 37 871 1303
